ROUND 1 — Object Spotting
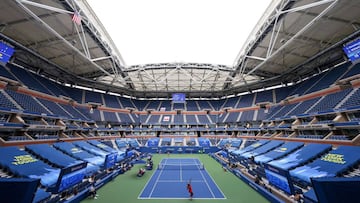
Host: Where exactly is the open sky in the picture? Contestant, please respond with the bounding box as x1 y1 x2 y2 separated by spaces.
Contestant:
87 0 272 67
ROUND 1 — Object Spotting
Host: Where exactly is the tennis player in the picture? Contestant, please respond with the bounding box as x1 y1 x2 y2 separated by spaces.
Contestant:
187 183 194 200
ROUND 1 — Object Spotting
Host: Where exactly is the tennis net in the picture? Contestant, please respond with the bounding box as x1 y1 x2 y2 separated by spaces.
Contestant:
158 163 204 170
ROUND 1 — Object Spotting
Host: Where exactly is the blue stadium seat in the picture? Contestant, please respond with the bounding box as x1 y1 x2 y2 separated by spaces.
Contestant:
289 146 360 184
25 144 98 175
255 89 273 104
241 140 284 159
237 94 254 108
0 90 18 109
103 94 122 108
268 143 332 170
84 90 103 104
198 137 211 147
53 142 104 167
254 142 304 164
0 146 60 187
146 138 160 147
230 140 270 157
73 141 109 157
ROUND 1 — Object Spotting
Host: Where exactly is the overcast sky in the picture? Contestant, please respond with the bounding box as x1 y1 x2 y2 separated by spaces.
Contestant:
87 0 272 67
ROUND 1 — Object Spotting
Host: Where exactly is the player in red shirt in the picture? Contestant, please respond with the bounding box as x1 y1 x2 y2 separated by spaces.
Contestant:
187 183 194 200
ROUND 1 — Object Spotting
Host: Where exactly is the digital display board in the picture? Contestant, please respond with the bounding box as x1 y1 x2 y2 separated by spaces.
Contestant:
343 38 360 62
55 162 87 193
264 164 295 195
0 42 14 64
172 93 186 103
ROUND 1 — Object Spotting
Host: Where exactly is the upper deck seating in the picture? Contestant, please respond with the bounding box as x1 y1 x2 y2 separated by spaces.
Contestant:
255 89 273 104
118 97 136 109
103 94 121 108
274 86 295 103
32 74 68 97
6 90 50 114
308 88 352 113
236 94 254 108
340 62 360 79
84 90 103 104
173 103 185 110
223 97 239 109
0 64 17 80
62 87 83 104
186 101 199 111
37 98 71 118
304 63 349 94
0 90 18 109
198 100 213 110
10 66 53 95
340 88 360 109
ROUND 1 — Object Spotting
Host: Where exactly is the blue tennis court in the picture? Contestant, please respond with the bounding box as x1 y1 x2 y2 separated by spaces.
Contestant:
139 158 226 199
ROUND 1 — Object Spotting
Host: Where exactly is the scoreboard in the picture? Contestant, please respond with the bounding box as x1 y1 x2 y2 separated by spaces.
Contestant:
0 42 14 64
343 38 360 62
172 93 186 103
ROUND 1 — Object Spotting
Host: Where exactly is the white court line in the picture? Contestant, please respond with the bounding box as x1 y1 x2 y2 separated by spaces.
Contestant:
148 158 168 198
200 168 227 199
138 197 227 199
157 180 205 183
137 169 159 199
199 168 216 198
180 159 183 182
140 158 227 199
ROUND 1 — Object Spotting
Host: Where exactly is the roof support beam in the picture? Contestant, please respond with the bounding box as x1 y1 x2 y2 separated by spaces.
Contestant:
20 0 92 60
19 0 73 14
245 55 266 61
15 0 130 88
91 56 112 62
279 0 336 14
244 0 338 77
266 15 282 58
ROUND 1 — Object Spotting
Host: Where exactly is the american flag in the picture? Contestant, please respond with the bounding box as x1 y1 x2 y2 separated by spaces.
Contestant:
72 12 82 25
